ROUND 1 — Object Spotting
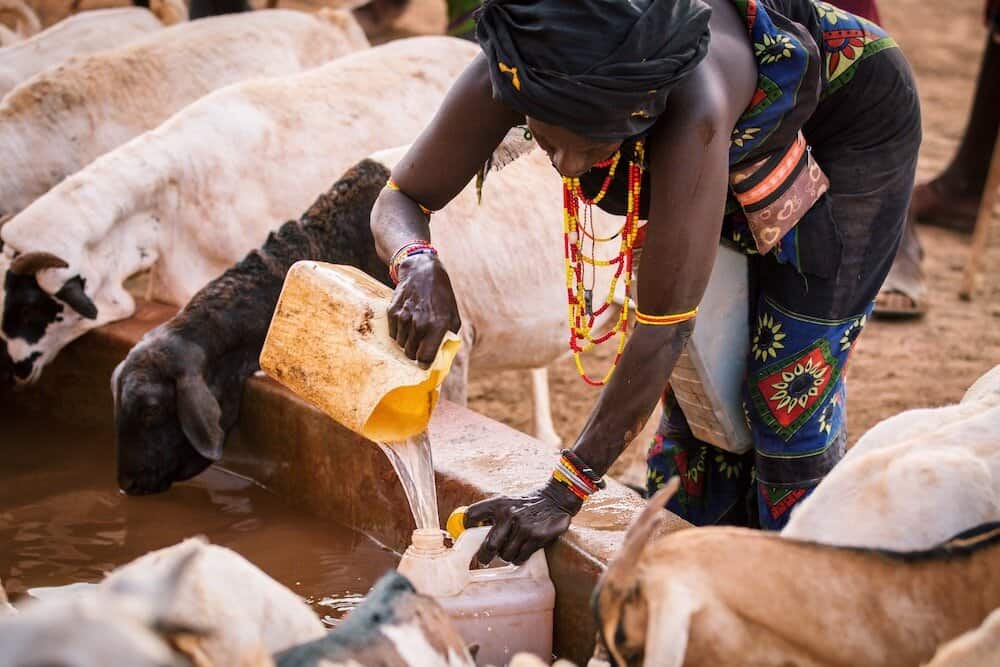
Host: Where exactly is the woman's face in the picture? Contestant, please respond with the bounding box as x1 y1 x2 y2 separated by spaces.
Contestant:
526 117 622 178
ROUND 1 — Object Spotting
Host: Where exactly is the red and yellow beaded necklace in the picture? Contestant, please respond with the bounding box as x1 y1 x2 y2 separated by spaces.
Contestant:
561 139 645 386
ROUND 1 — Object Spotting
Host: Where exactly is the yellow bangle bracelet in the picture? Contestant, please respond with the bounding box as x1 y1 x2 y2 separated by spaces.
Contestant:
634 307 698 326
386 178 433 217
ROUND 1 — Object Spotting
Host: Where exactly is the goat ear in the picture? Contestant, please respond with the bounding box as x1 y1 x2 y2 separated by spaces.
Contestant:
144 540 214 658
176 373 225 461
55 277 98 320
595 477 680 666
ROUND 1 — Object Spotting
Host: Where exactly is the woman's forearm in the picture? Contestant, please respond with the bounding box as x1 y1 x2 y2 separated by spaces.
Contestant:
371 188 434 264
571 320 694 477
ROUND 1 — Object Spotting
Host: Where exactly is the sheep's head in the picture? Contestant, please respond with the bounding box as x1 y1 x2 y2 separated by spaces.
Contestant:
113 330 223 496
592 478 679 667
0 246 134 385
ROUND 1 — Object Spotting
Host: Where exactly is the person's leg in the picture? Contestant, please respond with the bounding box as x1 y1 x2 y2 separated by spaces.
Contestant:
911 14 999 232
748 48 922 528
873 215 925 318
746 296 862 529
646 387 754 526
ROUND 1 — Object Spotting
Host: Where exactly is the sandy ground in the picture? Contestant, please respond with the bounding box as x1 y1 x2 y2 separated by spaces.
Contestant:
427 0 1000 488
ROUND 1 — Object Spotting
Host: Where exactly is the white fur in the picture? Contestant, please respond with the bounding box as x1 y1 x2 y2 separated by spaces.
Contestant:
782 364 1000 549
0 538 322 666
0 8 162 99
0 593 185 667
101 538 324 662
1 37 477 384
381 623 471 667
925 607 1000 667
0 9 367 216
0 577 16 617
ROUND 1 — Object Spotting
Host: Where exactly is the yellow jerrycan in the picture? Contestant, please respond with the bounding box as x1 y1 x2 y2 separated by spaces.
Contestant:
259 261 461 442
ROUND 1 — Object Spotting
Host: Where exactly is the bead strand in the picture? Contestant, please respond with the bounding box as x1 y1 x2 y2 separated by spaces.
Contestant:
561 139 645 386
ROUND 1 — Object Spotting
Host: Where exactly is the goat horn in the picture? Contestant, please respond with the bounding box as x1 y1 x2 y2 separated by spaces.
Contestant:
9 251 69 276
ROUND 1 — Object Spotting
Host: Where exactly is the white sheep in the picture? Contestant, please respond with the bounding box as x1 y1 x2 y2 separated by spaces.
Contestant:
782 363 1000 550
0 592 192 667
0 538 323 666
101 538 324 663
1 36 478 385
0 8 368 218
0 8 163 99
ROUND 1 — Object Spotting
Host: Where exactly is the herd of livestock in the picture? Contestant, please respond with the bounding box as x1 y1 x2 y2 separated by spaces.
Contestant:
0 2 998 665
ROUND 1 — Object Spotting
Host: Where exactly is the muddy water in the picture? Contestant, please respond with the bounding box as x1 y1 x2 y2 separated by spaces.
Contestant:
0 420 399 626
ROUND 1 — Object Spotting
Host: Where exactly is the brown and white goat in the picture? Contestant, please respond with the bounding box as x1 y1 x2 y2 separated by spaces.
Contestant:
592 478 1000 667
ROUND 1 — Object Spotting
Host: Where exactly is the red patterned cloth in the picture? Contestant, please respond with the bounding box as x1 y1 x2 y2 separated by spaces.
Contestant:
829 0 881 24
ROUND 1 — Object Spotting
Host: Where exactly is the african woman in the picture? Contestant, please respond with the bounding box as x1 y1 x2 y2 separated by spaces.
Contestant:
370 0 921 564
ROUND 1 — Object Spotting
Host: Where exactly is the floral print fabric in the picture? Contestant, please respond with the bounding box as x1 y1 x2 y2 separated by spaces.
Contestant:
647 297 873 529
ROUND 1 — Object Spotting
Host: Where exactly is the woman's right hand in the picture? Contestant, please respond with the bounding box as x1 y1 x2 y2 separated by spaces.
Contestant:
388 253 462 365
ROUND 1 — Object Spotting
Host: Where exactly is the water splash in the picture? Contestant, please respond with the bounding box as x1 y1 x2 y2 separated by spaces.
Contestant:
378 432 439 531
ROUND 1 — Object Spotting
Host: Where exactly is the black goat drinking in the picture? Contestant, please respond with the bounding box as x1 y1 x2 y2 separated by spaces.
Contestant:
113 160 391 495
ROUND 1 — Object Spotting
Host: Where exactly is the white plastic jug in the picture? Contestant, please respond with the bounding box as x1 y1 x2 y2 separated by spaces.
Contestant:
398 527 555 667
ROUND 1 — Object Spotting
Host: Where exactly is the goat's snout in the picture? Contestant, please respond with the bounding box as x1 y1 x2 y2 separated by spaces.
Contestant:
117 469 175 496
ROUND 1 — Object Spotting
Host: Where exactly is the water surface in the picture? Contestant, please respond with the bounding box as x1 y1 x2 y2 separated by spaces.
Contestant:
0 420 399 626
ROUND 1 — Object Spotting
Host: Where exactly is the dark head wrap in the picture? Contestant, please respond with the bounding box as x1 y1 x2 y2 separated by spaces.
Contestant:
476 0 712 142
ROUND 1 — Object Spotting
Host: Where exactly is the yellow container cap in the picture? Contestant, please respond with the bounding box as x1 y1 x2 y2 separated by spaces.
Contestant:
446 506 468 540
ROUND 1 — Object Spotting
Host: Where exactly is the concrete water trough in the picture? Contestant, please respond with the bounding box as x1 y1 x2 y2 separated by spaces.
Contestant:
1 300 690 665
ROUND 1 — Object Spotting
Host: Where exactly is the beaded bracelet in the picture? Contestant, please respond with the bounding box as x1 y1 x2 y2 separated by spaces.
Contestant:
551 450 605 501
634 306 698 326
389 241 438 284
562 449 606 490
385 178 433 217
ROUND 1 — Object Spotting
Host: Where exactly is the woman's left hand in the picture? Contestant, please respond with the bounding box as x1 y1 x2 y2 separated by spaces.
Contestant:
464 480 584 565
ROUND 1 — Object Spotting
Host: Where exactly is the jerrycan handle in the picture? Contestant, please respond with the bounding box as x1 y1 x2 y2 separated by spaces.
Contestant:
450 526 551 584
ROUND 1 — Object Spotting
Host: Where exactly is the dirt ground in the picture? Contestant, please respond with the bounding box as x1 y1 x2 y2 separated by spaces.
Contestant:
385 0 1000 488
